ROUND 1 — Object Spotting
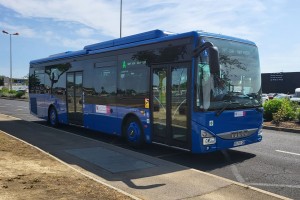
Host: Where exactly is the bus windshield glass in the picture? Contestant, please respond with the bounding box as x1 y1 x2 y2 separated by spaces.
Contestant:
196 37 261 111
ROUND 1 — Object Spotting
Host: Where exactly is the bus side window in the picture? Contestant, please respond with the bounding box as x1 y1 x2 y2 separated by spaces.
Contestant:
96 67 117 94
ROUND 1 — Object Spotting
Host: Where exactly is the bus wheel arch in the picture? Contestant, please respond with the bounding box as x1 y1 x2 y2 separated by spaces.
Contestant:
122 114 144 147
48 105 59 127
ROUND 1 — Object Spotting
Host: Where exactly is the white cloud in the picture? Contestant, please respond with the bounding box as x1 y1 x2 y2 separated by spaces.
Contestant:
1 0 294 74
0 0 284 40
0 0 120 37
75 28 95 37
0 22 36 38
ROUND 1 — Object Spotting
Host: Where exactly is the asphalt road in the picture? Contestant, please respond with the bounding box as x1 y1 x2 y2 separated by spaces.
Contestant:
0 98 299 199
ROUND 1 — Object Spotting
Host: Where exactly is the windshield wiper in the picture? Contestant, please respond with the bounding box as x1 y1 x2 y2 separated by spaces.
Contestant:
215 100 240 117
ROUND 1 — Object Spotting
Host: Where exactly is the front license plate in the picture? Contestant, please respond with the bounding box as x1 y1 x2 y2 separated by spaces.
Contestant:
233 140 245 147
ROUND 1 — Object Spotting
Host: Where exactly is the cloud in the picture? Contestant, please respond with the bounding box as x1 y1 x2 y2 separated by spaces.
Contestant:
75 28 95 37
0 22 36 38
0 0 120 37
0 0 285 40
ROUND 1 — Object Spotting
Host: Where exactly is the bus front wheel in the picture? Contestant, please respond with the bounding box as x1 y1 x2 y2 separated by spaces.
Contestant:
48 107 58 127
124 118 144 148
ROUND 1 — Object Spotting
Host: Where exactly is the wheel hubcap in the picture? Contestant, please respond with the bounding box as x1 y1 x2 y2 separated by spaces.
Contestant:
127 122 140 142
50 110 56 125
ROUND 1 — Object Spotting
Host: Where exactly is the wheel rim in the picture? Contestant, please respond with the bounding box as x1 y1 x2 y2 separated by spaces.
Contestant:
50 109 56 125
127 122 140 143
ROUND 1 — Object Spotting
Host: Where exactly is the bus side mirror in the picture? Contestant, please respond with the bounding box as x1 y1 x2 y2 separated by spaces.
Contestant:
208 46 220 75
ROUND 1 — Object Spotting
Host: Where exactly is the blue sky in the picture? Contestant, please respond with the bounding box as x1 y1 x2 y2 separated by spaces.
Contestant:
0 0 299 78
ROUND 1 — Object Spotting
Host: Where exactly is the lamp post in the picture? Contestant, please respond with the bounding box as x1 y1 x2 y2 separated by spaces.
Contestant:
2 30 19 91
120 0 122 38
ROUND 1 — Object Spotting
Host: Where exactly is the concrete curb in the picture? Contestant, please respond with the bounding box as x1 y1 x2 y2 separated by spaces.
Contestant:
0 97 28 102
263 125 300 134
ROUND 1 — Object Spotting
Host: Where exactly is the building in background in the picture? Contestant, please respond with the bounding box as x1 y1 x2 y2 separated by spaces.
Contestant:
0 76 28 91
261 72 300 94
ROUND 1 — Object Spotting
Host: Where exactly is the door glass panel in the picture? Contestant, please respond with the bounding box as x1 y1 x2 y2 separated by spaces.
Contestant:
67 74 75 114
67 72 83 125
152 68 167 138
75 72 83 114
171 67 188 141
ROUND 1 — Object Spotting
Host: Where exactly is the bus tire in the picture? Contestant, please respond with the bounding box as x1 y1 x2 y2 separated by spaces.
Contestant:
124 117 144 148
48 106 58 127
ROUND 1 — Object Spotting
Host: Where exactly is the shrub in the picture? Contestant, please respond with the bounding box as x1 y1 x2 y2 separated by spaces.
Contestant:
8 90 17 94
296 109 300 122
15 91 25 98
272 99 297 125
263 99 283 121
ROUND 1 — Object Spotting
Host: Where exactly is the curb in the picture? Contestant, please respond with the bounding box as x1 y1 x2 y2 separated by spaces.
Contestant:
0 97 28 102
263 125 300 134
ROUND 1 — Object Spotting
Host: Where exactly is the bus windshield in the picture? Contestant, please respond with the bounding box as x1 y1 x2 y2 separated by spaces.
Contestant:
196 37 261 111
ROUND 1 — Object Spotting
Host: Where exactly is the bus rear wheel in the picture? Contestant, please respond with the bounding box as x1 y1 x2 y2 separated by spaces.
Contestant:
48 107 58 127
124 118 144 148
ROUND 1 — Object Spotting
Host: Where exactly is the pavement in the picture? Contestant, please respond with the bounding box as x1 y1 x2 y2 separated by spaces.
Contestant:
0 113 291 200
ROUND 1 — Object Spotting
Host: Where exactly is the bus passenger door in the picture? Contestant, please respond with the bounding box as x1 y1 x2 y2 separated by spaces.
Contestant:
67 72 83 125
151 64 190 150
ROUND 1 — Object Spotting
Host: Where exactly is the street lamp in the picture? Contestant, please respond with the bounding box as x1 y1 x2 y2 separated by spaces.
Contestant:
120 0 122 38
2 30 19 91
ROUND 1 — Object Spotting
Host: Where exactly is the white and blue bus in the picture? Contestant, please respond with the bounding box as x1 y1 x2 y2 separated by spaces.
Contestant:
29 30 263 153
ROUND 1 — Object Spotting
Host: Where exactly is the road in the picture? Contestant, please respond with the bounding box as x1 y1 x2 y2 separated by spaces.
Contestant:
0 98 299 199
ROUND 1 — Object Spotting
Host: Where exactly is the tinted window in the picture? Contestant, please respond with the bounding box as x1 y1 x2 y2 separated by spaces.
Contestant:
29 69 45 94
119 68 148 96
118 53 149 107
44 63 70 99
94 67 117 96
89 66 117 105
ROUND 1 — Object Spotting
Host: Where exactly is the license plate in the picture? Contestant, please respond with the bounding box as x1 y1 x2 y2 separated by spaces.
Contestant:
233 140 245 147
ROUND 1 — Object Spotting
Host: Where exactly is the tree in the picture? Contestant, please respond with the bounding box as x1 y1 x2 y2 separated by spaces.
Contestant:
45 63 70 94
0 76 4 86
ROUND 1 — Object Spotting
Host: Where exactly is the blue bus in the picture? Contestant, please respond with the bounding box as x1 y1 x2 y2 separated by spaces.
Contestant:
29 30 263 153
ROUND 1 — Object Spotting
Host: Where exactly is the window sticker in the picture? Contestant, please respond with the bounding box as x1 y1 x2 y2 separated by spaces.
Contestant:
234 111 245 117
96 105 110 114
145 98 149 108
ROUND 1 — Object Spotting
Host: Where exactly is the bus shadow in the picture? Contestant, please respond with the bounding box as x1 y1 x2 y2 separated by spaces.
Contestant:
157 148 256 172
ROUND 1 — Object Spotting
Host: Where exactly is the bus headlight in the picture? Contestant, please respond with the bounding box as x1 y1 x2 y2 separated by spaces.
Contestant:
201 130 216 145
258 127 263 136
203 137 216 145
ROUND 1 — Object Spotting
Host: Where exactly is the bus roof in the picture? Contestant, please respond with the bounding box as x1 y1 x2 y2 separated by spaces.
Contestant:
197 31 256 46
30 29 256 65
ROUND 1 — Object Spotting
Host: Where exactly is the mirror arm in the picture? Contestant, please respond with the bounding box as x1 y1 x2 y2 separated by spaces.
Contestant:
193 42 214 57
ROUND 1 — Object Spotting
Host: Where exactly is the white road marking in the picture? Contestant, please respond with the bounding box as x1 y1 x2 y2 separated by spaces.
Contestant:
15 109 23 111
276 150 300 156
249 183 300 189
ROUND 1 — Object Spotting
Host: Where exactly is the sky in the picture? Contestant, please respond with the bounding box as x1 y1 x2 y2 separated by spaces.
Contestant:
0 0 299 78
